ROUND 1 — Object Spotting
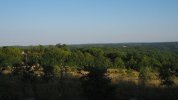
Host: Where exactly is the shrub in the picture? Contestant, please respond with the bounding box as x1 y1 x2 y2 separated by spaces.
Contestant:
159 64 175 87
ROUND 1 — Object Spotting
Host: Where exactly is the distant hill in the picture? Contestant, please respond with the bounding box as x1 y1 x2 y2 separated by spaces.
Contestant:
1 42 178 51
69 42 178 51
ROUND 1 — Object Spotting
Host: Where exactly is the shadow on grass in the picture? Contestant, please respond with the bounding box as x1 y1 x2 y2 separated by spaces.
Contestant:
115 80 178 100
0 73 178 100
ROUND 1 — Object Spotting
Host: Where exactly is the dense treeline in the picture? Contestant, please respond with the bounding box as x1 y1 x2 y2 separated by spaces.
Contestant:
0 44 178 100
0 44 177 77
0 44 178 71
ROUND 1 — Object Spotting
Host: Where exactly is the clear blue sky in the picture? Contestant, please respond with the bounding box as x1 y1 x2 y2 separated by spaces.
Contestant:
0 0 178 46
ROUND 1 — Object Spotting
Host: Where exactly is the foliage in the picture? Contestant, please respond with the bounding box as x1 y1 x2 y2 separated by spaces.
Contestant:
0 47 22 67
139 67 154 85
0 43 178 99
1 44 177 72
81 66 117 100
159 63 175 87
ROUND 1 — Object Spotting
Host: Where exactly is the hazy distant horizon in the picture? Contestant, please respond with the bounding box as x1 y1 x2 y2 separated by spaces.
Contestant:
0 41 177 47
0 0 178 46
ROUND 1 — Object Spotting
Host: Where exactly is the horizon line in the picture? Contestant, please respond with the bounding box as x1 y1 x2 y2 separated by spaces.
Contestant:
0 41 178 47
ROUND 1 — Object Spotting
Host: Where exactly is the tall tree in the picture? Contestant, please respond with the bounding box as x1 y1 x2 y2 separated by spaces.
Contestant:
42 47 70 79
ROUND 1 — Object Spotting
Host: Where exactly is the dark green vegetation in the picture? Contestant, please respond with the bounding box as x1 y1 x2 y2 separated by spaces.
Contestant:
81 67 117 100
0 42 178 100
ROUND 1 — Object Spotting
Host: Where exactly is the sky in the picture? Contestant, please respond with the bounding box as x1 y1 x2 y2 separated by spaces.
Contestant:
0 0 178 46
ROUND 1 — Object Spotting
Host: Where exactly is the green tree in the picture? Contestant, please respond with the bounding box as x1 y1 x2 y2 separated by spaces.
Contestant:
159 63 175 87
114 57 125 68
0 47 22 68
94 56 112 68
81 66 116 100
42 47 70 79
138 56 151 70
87 48 104 57
125 55 137 70
139 67 153 86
